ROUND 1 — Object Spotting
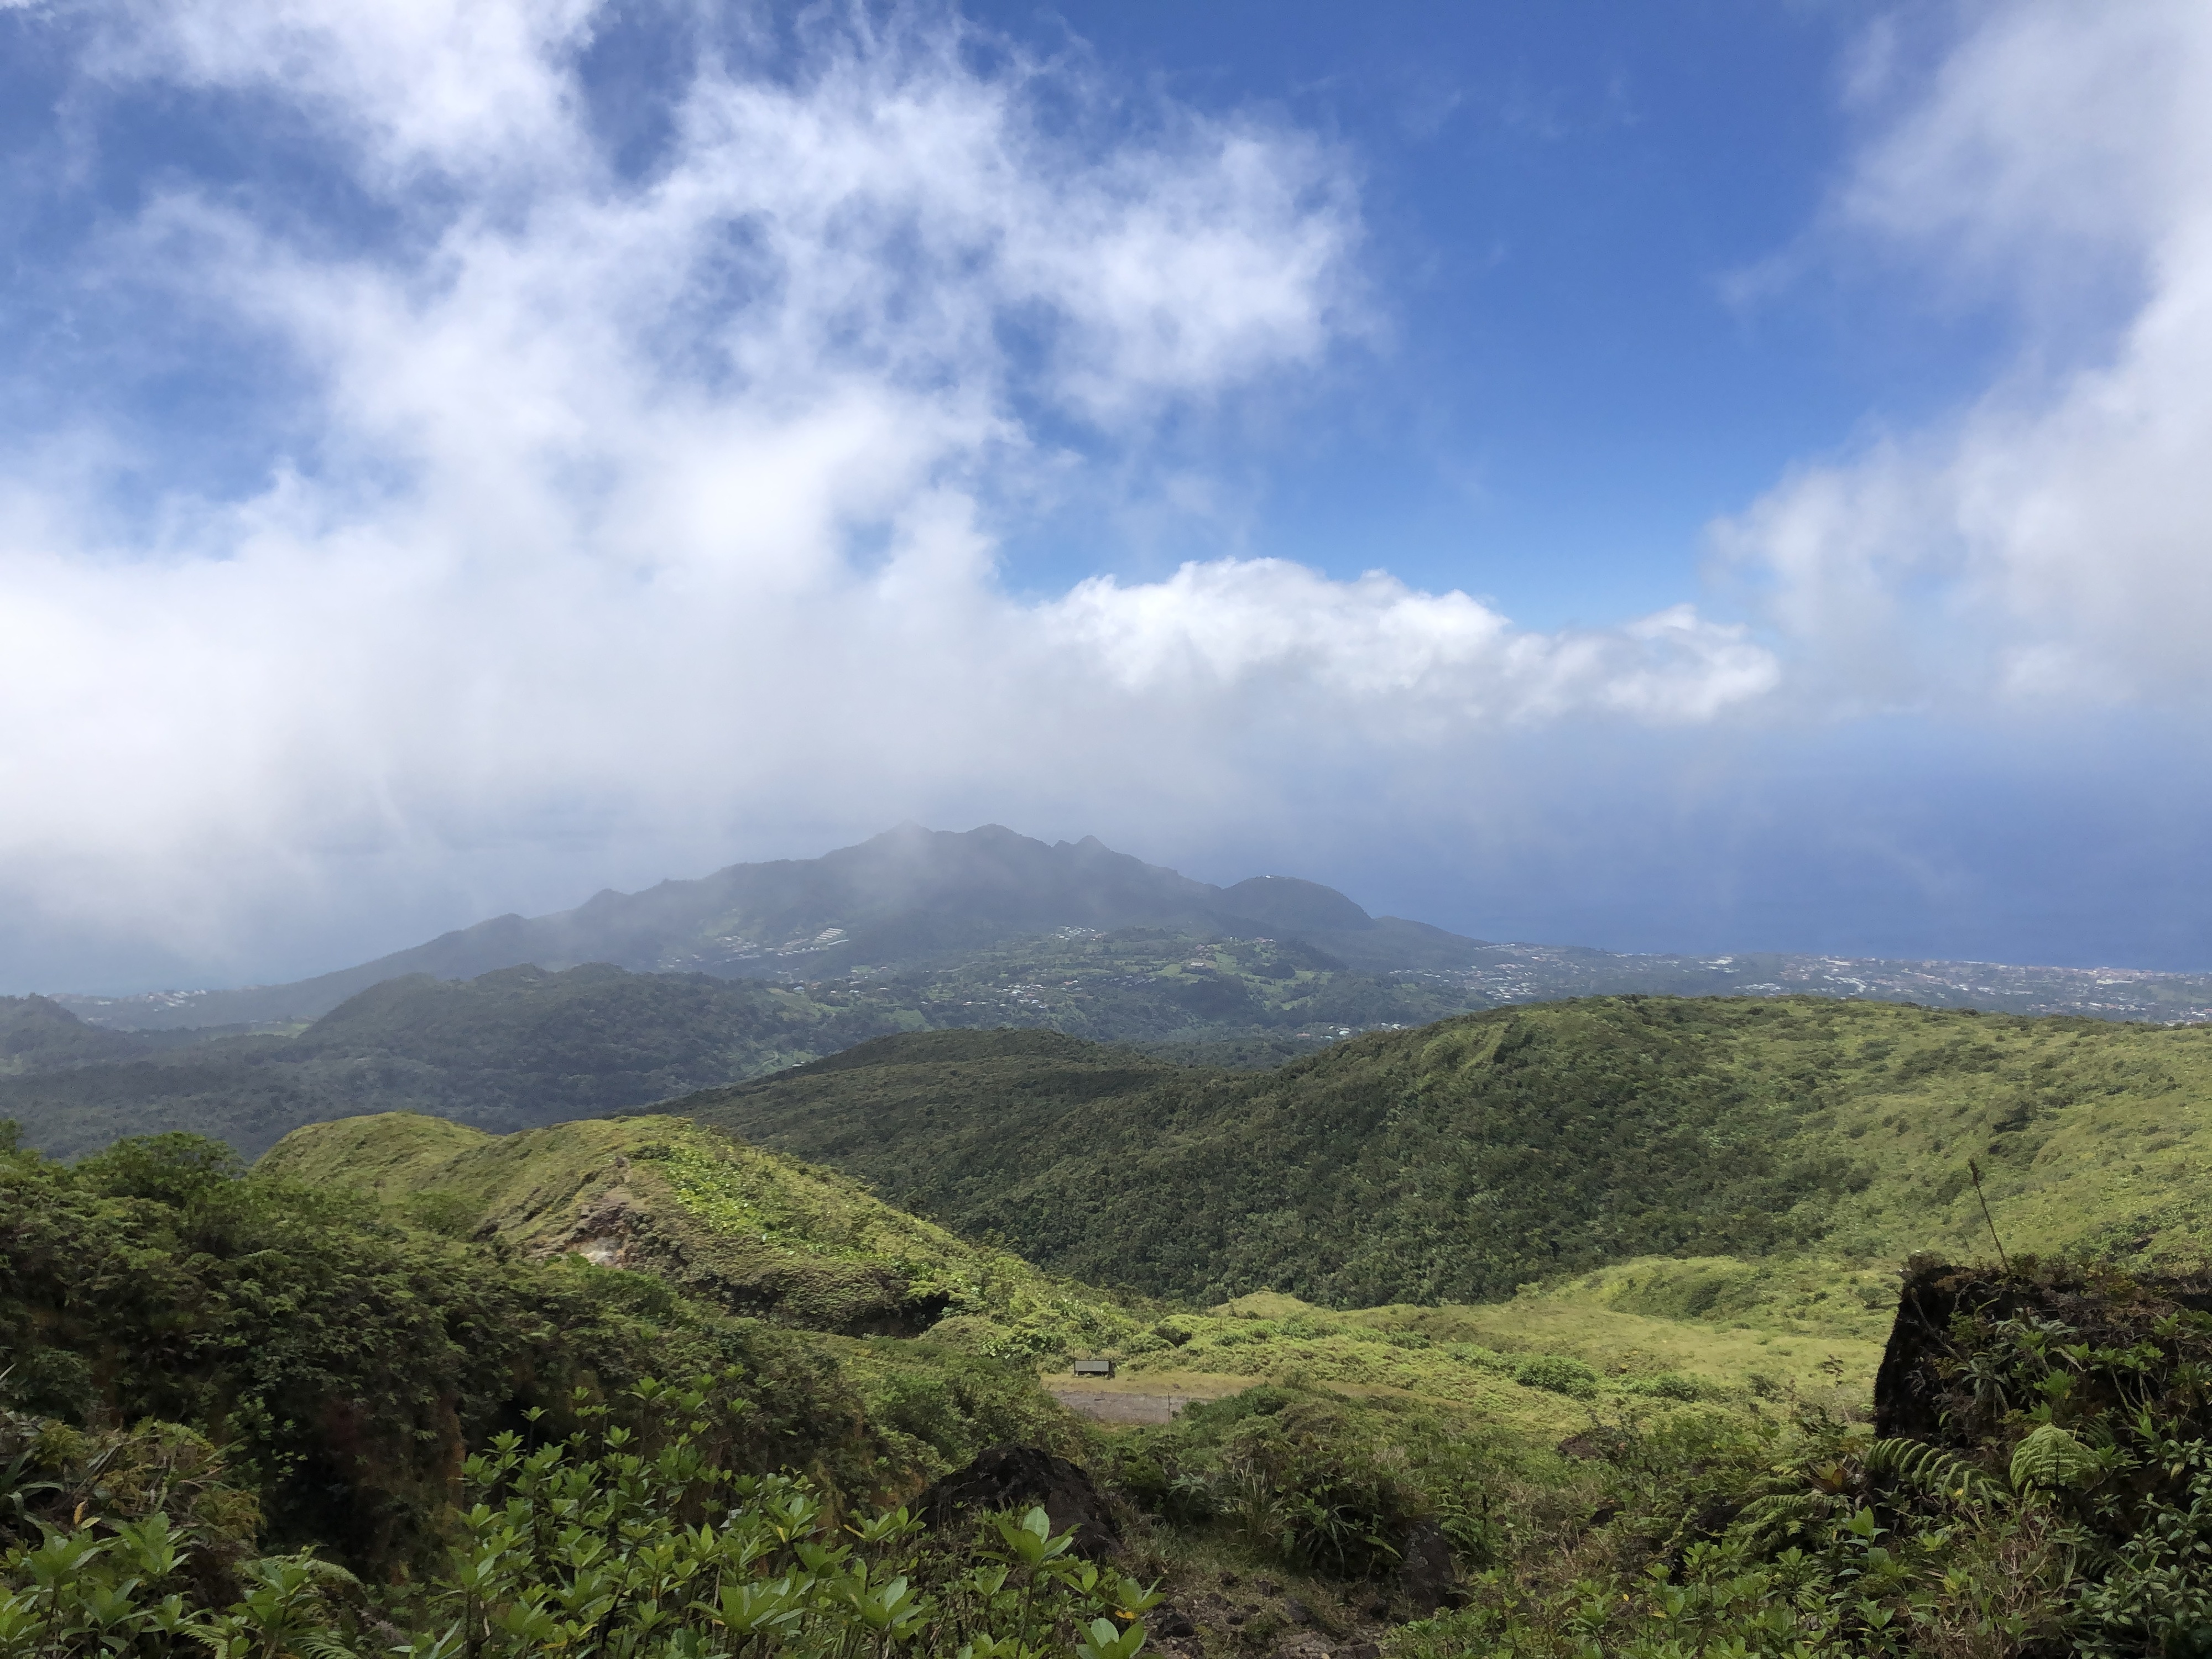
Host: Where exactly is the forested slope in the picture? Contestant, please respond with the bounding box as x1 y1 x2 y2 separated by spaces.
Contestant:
3 936 1475 1158
0 964 909 1158
689 995 2212 1305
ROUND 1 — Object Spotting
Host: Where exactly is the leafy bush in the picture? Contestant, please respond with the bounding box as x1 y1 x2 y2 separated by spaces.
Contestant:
0 1133 1074 1578
1 1382 1164 1659
1509 1355 1599 1399
1398 1259 2212 1658
1107 1385 1492 1581
1618 1371 1716 1402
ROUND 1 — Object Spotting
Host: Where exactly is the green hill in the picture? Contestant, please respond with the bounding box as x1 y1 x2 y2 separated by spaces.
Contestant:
686 995 2212 1306
0 964 912 1159
259 1109 1141 1354
3 936 1489 1160
0 994 237 1074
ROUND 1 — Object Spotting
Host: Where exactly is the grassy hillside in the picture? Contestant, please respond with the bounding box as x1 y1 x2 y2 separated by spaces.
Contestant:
260 1103 1893 1443
689 995 2212 1306
261 1109 1143 1353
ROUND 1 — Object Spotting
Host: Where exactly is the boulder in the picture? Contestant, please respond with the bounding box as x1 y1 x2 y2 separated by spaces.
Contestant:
915 1444 1121 1558
1392 1521 1460 1615
1876 1256 2212 1444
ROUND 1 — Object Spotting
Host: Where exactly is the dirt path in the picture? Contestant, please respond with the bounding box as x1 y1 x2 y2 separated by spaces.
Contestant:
1046 1386 1205 1425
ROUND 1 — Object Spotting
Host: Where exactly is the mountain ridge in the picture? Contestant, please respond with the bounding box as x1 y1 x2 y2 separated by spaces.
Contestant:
683 995 2212 1307
53 825 1477 1031
41 822 2212 1040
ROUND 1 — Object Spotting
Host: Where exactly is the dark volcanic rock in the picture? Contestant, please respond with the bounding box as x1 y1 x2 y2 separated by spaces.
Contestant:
915 1444 1121 1558
1876 1255 2212 1444
1392 1521 1460 1615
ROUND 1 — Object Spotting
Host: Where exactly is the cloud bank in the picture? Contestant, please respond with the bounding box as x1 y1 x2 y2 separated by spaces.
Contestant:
1723 0 2212 710
0 0 1772 976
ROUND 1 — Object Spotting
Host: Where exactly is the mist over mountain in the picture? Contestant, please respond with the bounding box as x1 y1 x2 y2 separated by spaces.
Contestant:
45 823 2212 1044
53 826 1483 1031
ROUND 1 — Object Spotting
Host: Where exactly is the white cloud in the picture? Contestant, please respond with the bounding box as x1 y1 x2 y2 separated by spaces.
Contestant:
1721 0 2212 709
1050 561 1774 725
0 0 1772 978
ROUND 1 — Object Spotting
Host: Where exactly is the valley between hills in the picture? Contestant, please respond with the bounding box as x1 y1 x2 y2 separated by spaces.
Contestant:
9 826 2212 1657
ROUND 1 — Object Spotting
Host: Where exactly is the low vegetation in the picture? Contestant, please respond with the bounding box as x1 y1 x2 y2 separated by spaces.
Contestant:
0 1128 1081 1574
19 985 2212 1657
1086 1280 1884 1439
261 1110 1144 1353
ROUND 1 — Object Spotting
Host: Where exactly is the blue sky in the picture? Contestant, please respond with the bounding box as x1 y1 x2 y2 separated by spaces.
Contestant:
961 1 1942 619
3 0 2211 992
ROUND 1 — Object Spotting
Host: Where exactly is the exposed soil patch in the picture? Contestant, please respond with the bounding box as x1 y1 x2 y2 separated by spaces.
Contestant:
1046 1386 1203 1424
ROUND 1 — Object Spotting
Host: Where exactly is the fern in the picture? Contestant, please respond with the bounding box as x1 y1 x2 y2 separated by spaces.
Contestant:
2008 1423 2099 1491
1726 1491 1829 1554
1862 1437 2003 1505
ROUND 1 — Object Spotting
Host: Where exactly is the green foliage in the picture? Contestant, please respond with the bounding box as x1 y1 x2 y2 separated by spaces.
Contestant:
0 1385 1157 1659
0 1131 1082 1580
1507 1356 1600 1400
693 996 2212 1310
260 1111 1143 1352
1105 1383 1528 1583
1395 1259 2212 1658
2009 1422 2098 1491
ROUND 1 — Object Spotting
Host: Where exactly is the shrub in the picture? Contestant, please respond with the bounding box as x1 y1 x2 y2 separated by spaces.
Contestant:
1510 1355 1599 1399
1621 1371 1715 1402
1 1386 1166 1659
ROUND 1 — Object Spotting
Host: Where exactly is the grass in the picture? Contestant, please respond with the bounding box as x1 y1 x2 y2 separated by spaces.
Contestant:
1042 1264 1886 1444
260 1110 1146 1349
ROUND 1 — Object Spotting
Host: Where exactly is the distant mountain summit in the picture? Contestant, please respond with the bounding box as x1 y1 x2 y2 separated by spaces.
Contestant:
59 826 1482 1030
54 823 2212 1037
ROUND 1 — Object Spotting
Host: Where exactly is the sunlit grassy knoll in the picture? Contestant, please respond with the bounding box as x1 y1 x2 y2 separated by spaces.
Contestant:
261 1110 1145 1348
1081 1271 1885 1437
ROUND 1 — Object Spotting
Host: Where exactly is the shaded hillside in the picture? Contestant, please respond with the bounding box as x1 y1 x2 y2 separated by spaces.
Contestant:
57 824 1485 1029
689 996 2212 1305
2 964 908 1159
0 994 236 1074
260 1110 1141 1349
691 1029 1197 1220
7 936 1503 1160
